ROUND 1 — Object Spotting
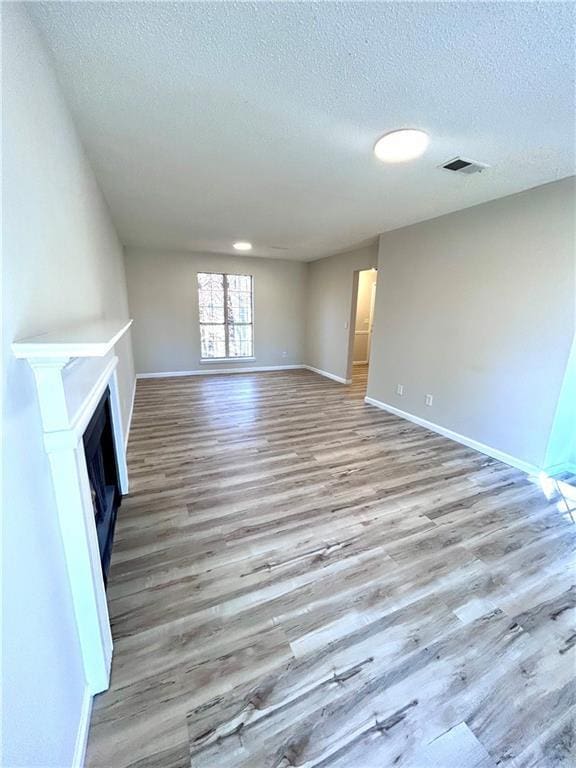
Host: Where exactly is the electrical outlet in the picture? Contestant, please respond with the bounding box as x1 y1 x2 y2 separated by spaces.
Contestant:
281 351 288 358
425 394 433 407
396 384 404 396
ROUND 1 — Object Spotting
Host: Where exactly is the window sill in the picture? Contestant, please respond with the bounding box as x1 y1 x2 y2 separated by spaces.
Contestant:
199 357 256 364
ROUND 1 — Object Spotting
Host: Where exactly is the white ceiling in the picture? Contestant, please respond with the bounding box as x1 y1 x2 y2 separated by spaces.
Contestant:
30 1 575 261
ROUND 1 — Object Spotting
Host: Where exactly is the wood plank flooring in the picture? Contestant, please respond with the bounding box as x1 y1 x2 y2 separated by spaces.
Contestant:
86 366 576 768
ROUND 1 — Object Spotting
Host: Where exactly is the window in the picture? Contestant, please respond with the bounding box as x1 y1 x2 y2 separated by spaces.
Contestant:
197 272 254 359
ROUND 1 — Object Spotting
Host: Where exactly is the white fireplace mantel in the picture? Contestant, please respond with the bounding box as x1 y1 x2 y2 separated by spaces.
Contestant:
12 317 133 359
12 318 133 695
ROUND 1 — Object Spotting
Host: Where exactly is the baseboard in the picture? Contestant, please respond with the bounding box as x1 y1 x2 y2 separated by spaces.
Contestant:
124 378 137 450
72 686 93 768
364 396 540 476
137 364 304 379
304 365 351 385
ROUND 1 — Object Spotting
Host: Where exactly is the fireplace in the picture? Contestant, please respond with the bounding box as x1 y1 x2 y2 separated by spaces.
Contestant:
12 318 133 694
83 386 122 585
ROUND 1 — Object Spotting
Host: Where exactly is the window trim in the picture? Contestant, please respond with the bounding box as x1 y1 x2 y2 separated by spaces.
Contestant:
198 357 256 365
197 271 254 360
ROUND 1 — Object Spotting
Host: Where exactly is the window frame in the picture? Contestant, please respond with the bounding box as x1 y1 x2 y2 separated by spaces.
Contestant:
197 271 254 361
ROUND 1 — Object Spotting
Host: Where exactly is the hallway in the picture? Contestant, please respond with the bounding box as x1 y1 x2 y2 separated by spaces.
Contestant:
350 363 369 398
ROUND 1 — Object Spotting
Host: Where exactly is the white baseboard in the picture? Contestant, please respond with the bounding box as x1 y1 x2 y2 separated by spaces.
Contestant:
72 687 93 768
304 365 351 385
364 396 540 476
124 377 137 450
137 364 304 379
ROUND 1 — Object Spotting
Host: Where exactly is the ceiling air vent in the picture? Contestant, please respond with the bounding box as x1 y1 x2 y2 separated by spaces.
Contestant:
440 157 489 175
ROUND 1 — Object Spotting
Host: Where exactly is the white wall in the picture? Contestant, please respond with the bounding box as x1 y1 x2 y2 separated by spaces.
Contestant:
367 177 575 470
2 5 135 766
125 249 307 374
305 244 378 380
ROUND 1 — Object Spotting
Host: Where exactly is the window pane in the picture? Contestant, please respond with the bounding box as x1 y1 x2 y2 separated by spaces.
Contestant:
229 324 253 358
227 274 251 292
228 292 252 324
200 325 226 358
198 272 224 291
198 273 225 324
198 290 224 323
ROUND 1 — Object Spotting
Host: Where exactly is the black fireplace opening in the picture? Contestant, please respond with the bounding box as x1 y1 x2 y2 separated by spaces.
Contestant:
83 386 122 586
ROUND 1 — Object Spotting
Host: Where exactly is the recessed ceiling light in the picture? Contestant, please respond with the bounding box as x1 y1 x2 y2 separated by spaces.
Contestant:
233 241 252 251
374 129 429 163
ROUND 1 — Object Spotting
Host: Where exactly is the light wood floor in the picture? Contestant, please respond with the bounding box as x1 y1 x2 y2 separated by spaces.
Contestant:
87 366 576 768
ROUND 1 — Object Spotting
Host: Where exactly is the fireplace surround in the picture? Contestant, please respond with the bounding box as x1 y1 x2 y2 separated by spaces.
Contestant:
12 319 133 695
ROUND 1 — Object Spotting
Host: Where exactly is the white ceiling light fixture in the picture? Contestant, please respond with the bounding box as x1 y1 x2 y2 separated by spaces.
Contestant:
374 128 430 163
233 241 252 251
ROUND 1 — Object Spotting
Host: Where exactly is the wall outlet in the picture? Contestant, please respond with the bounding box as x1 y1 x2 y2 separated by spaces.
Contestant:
396 384 404 396
281 351 288 358
425 394 433 407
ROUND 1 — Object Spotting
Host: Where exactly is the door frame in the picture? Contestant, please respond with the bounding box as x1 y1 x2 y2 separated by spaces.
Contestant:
366 278 377 362
345 266 378 382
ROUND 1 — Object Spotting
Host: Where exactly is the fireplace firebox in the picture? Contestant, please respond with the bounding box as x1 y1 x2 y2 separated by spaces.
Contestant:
83 386 121 585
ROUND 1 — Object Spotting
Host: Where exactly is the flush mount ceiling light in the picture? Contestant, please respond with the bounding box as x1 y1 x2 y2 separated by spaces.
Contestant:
233 241 252 251
373 128 429 163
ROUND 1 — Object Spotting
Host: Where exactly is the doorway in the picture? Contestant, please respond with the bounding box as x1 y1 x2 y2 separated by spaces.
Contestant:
347 267 377 395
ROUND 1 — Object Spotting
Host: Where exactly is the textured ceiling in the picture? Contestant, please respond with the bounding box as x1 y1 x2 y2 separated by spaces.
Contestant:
30 1 575 261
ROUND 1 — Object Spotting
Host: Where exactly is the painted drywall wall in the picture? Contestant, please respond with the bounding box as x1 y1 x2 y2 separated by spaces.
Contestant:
353 269 376 363
367 177 575 470
125 249 307 374
305 244 378 380
2 6 135 766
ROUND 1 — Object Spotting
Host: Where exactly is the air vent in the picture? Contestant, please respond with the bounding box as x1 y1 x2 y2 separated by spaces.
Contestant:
440 157 489 175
